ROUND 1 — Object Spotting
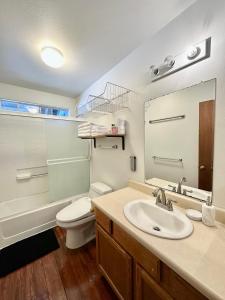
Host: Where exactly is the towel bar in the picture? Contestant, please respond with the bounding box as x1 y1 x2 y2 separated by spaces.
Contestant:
149 114 185 124
152 156 183 162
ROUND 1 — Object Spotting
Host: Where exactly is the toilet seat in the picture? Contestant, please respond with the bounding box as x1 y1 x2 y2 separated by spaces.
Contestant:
56 197 92 223
56 213 95 230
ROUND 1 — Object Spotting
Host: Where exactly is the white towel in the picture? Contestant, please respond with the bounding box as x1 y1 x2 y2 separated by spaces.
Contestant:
78 131 107 136
78 128 92 134
78 125 92 131
91 132 106 137
78 122 93 129
78 125 103 132
78 126 108 133
78 122 107 130
78 132 91 136
93 129 108 134
78 122 109 138
78 133 91 137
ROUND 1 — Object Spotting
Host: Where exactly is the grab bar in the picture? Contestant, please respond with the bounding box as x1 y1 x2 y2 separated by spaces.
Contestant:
152 156 183 162
31 173 48 178
16 173 48 180
98 145 118 149
149 114 185 124
17 165 47 170
47 156 90 166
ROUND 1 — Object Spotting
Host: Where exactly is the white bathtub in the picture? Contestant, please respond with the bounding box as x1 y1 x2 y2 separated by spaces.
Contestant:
0 193 86 249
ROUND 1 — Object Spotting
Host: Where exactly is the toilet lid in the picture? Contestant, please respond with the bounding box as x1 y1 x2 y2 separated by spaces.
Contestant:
56 197 92 223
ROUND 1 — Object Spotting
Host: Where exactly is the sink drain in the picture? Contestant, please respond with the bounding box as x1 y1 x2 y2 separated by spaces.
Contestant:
153 226 161 231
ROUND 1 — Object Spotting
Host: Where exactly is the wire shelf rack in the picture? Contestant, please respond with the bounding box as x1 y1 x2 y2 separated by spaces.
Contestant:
77 82 135 117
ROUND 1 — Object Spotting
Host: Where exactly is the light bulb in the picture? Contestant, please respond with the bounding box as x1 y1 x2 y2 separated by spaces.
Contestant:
186 46 200 60
41 47 64 68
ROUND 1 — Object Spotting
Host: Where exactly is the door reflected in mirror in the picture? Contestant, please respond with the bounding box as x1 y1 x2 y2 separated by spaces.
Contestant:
144 79 216 201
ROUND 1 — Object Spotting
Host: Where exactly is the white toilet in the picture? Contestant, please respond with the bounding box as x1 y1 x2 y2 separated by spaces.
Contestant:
56 182 112 249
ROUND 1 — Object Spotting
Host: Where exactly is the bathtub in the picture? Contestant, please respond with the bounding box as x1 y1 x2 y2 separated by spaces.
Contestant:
0 193 86 249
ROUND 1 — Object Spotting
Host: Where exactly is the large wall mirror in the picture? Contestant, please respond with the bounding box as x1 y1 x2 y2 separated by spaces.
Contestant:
144 79 216 202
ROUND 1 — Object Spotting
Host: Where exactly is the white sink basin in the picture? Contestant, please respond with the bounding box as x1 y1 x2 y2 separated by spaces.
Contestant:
124 199 193 239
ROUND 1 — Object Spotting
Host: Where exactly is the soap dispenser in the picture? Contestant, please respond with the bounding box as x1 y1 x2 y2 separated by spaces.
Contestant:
202 196 215 227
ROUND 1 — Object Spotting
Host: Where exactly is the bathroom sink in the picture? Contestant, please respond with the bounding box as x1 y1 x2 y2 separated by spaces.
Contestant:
124 199 193 239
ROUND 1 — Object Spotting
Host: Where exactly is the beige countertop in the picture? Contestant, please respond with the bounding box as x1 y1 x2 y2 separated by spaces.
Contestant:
92 181 225 300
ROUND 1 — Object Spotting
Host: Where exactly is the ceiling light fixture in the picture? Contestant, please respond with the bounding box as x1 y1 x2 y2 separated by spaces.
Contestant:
41 47 64 68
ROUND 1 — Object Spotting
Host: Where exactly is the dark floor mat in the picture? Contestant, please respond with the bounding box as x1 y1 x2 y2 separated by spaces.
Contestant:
0 229 59 277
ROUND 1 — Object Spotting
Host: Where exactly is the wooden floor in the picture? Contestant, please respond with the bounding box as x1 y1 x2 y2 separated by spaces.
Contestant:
0 227 117 300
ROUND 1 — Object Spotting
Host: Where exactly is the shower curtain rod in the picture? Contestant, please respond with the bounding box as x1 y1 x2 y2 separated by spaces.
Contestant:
0 110 84 122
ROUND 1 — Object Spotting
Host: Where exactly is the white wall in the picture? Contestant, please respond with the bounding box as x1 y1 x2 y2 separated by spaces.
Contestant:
0 82 76 116
78 0 225 209
145 80 215 188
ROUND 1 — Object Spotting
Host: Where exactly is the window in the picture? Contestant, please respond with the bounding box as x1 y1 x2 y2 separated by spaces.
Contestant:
0 99 69 117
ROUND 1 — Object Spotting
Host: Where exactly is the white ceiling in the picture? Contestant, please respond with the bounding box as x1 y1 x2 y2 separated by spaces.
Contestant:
0 0 196 97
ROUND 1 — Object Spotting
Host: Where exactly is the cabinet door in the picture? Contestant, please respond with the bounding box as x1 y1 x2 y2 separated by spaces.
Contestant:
96 224 132 300
135 264 173 300
161 264 207 300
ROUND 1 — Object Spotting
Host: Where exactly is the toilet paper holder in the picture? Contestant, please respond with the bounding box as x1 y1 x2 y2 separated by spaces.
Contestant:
130 156 136 172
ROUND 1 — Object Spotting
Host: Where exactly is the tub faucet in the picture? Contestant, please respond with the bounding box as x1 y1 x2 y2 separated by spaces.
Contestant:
152 187 173 211
177 177 186 194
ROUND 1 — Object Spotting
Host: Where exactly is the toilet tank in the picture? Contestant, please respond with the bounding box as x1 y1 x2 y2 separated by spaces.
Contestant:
89 182 112 198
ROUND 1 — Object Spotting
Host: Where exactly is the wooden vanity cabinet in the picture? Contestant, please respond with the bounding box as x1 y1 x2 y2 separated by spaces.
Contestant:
96 224 133 300
95 208 208 300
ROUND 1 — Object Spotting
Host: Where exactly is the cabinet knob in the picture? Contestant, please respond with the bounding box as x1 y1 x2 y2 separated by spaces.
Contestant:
199 165 205 170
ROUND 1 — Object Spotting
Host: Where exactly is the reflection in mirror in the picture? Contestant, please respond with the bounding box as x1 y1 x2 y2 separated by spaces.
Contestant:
144 79 216 202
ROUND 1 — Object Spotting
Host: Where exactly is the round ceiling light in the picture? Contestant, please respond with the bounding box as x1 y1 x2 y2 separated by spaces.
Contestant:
41 47 64 68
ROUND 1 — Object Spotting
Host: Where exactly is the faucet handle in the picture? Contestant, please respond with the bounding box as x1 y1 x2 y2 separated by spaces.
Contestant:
183 189 193 196
152 187 164 204
152 187 160 197
166 199 173 211
152 189 157 197
167 198 177 204
168 184 176 192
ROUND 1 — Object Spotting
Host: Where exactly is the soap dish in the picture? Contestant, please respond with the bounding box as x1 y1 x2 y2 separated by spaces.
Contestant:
186 209 202 221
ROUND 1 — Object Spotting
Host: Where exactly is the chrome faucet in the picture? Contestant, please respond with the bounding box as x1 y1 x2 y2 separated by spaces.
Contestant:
152 187 173 211
177 177 186 194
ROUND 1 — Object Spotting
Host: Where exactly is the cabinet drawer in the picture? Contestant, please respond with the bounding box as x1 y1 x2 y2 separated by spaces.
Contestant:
95 208 112 234
113 222 160 282
96 224 132 300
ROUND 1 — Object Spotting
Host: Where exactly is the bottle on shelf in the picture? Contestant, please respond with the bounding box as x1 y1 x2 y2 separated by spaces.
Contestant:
111 124 118 135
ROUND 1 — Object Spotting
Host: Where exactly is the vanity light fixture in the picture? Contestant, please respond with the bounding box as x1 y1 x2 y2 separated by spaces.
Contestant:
186 46 201 60
150 37 211 82
41 47 64 68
